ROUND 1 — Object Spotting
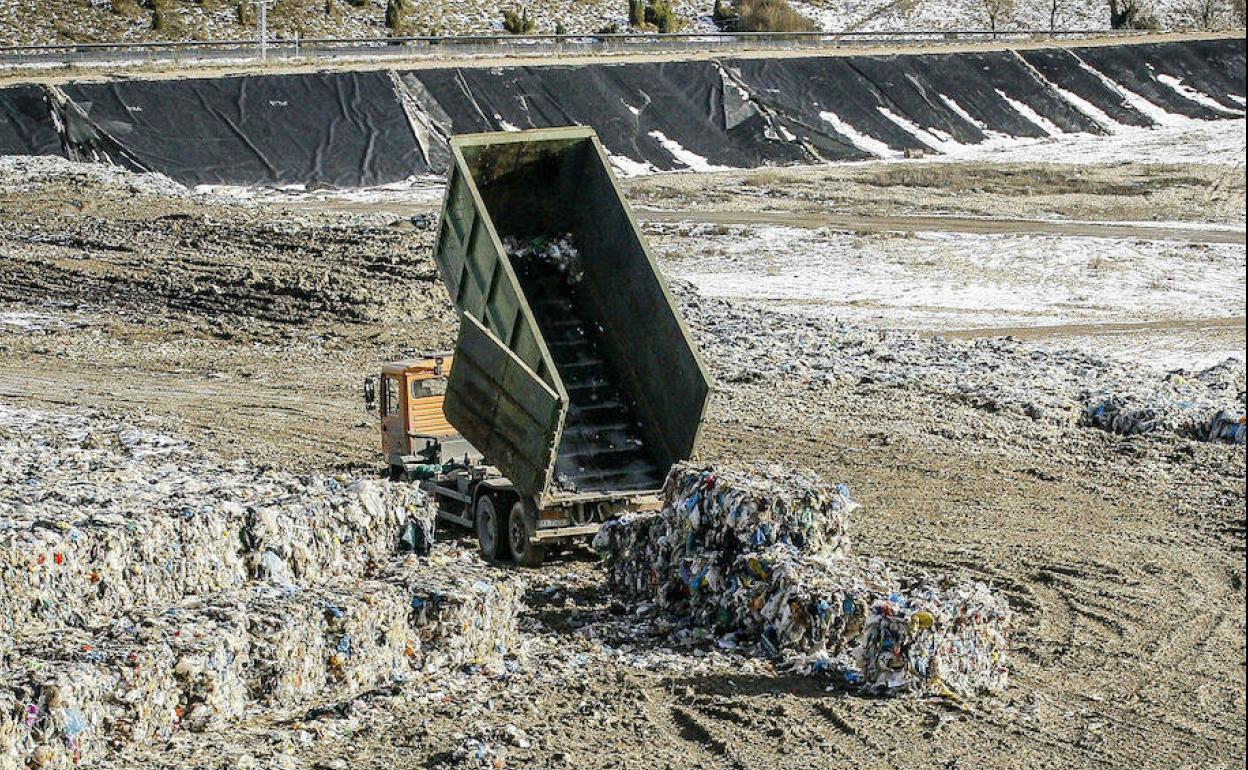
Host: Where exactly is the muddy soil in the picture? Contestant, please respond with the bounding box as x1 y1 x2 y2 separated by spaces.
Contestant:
0 160 1244 769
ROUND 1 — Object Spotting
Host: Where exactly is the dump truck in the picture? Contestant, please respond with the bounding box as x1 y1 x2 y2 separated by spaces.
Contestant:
369 127 711 566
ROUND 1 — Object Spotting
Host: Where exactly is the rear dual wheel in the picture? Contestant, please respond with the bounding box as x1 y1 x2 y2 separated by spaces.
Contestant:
475 494 507 562
475 495 545 567
507 501 546 567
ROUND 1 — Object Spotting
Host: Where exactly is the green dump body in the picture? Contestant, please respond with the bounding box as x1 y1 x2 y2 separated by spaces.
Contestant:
433 127 711 506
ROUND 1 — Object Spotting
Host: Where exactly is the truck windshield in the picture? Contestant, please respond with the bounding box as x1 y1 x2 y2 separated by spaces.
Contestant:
410 378 447 399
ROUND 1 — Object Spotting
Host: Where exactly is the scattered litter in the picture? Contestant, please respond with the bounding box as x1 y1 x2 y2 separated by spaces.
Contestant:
670 281 1247 444
1083 361 1247 443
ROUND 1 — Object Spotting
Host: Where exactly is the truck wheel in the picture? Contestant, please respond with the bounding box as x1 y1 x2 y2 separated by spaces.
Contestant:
475 494 509 562
508 501 546 567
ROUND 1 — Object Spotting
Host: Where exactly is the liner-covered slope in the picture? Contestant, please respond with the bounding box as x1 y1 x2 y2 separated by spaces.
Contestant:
0 37 1242 186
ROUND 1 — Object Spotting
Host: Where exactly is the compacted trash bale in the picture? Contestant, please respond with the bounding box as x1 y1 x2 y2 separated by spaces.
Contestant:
1 601 252 770
0 406 435 635
0 407 516 770
0 552 523 770
596 464 1012 697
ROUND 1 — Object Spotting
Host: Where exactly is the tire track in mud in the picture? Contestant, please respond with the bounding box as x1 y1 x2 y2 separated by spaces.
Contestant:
0 204 443 330
806 701 886 759
669 706 751 770
842 456 1244 770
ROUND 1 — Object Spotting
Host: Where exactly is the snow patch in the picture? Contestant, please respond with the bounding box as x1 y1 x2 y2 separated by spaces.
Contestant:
661 225 1247 370
606 150 657 177
1073 58 1192 128
648 131 734 172
0 311 62 331
1047 83 1120 130
875 106 959 153
818 111 899 158
1156 74 1246 116
938 94 988 131
996 89 1065 137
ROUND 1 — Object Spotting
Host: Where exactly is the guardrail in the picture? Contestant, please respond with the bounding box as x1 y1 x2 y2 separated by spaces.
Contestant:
0 29 1149 70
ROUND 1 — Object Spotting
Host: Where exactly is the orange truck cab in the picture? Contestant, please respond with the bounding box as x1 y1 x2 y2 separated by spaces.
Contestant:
370 354 480 475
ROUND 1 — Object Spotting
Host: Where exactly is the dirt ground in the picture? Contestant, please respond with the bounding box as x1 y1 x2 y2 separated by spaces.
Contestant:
0 157 1244 769
624 160 1248 228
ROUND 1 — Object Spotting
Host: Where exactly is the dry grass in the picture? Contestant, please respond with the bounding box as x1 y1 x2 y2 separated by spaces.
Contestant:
740 167 791 188
860 164 1213 197
731 0 815 31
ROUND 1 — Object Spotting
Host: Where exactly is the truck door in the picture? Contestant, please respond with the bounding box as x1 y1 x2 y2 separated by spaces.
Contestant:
380 373 407 457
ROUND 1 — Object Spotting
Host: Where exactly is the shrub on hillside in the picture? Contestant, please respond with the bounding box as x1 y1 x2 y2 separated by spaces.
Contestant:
628 0 685 31
628 0 645 26
110 0 143 17
385 0 406 31
502 7 537 33
151 0 186 34
645 0 683 31
1109 0 1160 28
729 0 815 31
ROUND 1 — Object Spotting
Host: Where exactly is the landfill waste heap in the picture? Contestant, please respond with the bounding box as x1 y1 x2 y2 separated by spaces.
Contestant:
0 405 524 770
595 464 1012 697
668 280 1247 445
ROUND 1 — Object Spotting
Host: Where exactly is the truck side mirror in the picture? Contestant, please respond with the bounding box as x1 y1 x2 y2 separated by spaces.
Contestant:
363 377 377 412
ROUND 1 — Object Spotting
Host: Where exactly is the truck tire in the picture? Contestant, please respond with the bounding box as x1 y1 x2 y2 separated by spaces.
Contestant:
508 501 546 567
475 494 509 562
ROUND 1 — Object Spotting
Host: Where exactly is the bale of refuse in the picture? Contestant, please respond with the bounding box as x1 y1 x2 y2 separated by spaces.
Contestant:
595 463 855 606
0 603 251 770
853 576 1011 696
596 464 1011 697
662 464 857 556
0 406 436 636
245 556 524 706
240 476 433 585
0 553 524 770
390 555 526 675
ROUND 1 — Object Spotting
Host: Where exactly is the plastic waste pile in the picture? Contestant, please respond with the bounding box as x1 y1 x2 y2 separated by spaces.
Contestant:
595 464 1012 697
672 281 1248 444
1 557 523 769
0 406 524 770
1083 362 1246 443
